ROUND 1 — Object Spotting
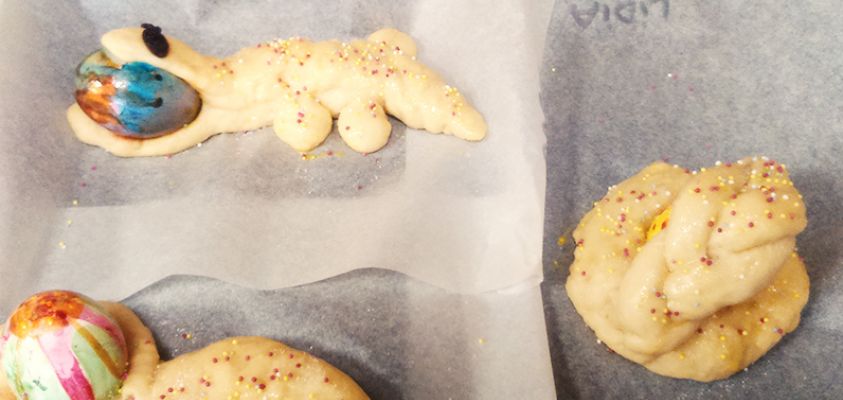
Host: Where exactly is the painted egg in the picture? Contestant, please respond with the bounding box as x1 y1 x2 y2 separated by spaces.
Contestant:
1 291 128 400
75 50 201 139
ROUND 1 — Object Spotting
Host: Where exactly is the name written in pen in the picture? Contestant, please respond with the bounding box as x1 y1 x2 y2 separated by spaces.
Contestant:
570 0 669 29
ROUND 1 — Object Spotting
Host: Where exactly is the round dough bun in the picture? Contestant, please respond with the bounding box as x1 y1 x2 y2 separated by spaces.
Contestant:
565 157 809 382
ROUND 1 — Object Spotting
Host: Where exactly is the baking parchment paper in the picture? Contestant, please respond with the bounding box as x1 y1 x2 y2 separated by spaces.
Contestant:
0 0 558 398
541 1 842 398
0 0 550 307
117 270 555 399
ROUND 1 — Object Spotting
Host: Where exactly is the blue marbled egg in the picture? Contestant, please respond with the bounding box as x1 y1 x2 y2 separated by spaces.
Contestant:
75 50 201 139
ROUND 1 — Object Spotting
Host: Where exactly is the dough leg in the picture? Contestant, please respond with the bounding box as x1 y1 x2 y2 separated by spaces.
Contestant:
337 99 392 153
99 302 158 400
273 94 333 152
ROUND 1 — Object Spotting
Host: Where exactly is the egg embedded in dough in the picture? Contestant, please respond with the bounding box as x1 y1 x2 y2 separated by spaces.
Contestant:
0 297 370 400
68 25 486 157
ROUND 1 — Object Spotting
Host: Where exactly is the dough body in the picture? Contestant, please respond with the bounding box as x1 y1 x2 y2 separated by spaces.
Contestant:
0 303 369 400
69 28 486 156
565 157 809 381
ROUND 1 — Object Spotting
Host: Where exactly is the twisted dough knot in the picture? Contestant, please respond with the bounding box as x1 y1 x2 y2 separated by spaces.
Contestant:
566 157 809 381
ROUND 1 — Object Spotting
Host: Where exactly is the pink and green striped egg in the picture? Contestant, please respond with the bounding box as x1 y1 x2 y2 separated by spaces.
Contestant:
0 291 128 400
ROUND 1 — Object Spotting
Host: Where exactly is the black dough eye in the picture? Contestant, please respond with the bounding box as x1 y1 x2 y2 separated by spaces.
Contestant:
141 23 169 58
151 98 163 108
152 73 163 81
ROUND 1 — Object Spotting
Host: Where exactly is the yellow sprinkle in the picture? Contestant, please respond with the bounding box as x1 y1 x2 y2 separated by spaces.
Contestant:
719 354 727 360
678 352 686 360
719 335 726 341
66 219 73 226
557 236 567 246
72 199 79 206
231 339 238 345
478 338 486 345
58 241 66 249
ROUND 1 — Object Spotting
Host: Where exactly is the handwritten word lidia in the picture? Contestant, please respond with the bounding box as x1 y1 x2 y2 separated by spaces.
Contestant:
570 0 669 29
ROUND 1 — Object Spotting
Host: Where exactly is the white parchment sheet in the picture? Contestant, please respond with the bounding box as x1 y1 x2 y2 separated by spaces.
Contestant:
0 1 556 398
0 0 549 304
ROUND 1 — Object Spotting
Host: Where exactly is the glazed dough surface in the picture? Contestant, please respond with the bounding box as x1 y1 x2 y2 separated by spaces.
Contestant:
565 157 809 381
69 27 486 156
0 303 369 400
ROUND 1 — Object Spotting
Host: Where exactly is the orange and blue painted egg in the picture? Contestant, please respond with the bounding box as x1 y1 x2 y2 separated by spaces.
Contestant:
0 291 128 400
75 50 201 139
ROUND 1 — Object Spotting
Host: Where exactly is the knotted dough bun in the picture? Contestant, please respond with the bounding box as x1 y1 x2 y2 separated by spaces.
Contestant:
566 157 809 381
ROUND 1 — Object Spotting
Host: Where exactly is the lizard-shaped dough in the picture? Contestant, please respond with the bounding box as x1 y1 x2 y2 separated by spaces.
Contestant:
69 25 486 157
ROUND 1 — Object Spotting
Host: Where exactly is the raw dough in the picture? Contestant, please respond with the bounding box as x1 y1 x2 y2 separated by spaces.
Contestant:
0 302 369 400
69 27 487 156
565 157 809 381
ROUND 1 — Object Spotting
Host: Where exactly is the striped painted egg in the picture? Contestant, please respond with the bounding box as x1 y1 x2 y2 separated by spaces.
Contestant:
75 50 201 139
1 291 127 400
